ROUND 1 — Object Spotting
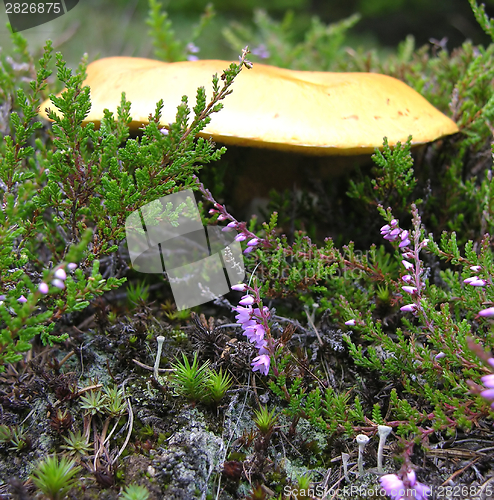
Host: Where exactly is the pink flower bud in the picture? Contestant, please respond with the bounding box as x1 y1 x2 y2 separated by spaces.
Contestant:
231 283 247 292
481 374 494 388
17 295 27 303
480 388 494 399
38 282 49 294
234 233 247 242
402 286 418 294
345 319 356 326
54 268 67 281
469 278 486 287
402 260 414 270
52 279 65 290
67 263 77 271
400 304 416 312
478 307 494 317
470 265 481 272
239 295 255 306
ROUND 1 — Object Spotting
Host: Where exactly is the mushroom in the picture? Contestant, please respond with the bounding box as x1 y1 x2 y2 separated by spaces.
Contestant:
39 57 459 156
341 452 350 481
356 433 370 476
153 335 165 382
377 424 393 473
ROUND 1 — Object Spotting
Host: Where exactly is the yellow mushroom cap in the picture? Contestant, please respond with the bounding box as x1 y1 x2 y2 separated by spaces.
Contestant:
39 57 459 155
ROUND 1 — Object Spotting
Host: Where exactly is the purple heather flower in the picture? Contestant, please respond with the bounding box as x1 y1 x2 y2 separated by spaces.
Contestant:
470 265 482 272
243 246 255 254
251 44 270 59
187 42 200 54
245 324 266 345
400 304 416 312
54 268 67 281
478 307 494 317
435 352 446 360
380 474 405 500
345 319 356 326
234 305 253 322
217 214 227 221
469 278 486 287
160 128 169 135
489 358 494 368
234 233 247 242
17 295 27 303
481 374 494 388
38 282 49 294
480 388 494 399
402 286 418 294
380 470 430 500
239 295 255 306
67 263 77 271
383 228 401 241
253 306 269 316
247 238 259 246
402 260 414 270
233 293 272 376
52 279 65 290
402 275 413 283
231 283 247 292
187 55 199 61
399 231 411 248
251 354 270 376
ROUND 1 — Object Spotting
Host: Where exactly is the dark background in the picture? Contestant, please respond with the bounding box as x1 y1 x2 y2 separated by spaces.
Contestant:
0 0 493 65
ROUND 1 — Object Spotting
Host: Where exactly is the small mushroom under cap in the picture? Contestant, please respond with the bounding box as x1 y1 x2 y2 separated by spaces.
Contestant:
39 57 459 155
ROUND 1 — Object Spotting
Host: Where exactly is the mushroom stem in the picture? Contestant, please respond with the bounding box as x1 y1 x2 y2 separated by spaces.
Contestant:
154 335 165 381
356 434 370 476
341 452 350 481
377 425 392 473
